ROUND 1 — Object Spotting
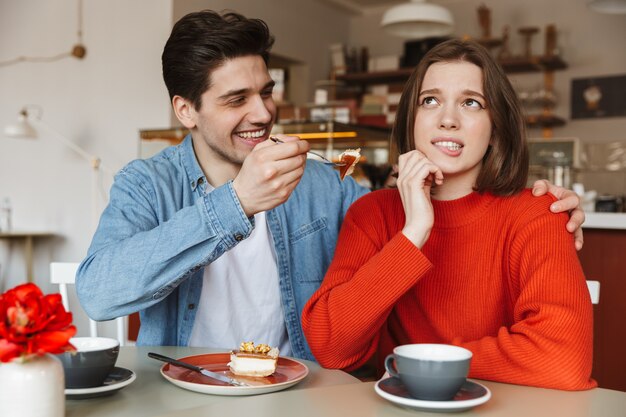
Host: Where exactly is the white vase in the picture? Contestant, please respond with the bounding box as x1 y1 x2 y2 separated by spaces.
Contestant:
0 353 65 417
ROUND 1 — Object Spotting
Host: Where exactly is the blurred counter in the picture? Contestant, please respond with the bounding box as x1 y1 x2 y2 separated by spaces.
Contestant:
583 212 626 230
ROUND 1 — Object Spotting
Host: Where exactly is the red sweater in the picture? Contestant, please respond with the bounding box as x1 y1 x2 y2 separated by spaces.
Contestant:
302 189 596 390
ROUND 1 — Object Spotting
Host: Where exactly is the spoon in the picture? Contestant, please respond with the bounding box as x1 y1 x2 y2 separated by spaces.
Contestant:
148 352 249 387
270 136 345 166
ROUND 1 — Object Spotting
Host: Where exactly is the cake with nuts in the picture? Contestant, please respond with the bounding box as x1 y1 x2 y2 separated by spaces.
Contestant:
228 341 279 377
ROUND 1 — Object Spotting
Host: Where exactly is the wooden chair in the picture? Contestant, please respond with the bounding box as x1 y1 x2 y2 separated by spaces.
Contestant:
50 262 127 346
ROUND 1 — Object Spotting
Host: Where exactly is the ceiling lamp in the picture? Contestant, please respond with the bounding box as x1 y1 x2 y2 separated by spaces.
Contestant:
587 0 626 13
381 0 454 39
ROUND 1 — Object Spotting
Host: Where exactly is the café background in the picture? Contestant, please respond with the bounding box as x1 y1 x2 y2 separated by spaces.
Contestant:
1 0 624 340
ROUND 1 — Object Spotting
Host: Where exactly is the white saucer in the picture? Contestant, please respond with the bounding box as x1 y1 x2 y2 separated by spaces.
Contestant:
375 377 491 413
66 367 136 400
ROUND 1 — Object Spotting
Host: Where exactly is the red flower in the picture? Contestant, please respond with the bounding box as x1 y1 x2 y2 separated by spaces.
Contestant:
0 283 76 362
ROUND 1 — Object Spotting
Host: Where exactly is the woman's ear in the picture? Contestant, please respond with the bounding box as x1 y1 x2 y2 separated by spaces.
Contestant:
172 96 196 129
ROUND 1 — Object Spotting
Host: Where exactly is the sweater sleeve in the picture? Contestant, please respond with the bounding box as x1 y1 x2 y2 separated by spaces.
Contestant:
302 194 433 370
457 209 595 390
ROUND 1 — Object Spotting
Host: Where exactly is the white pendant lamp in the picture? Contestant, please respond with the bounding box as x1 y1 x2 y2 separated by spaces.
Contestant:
381 0 454 39
3 109 38 138
587 0 626 13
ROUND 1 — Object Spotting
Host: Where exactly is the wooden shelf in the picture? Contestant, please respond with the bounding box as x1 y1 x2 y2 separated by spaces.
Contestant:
140 128 188 143
525 114 566 128
276 121 390 139
335 68 413 85
329 55 569 135
499 55 568 73
476 37 504 49
334 55 567 84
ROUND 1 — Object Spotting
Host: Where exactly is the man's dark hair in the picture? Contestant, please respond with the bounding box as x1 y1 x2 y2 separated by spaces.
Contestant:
162 10 275 110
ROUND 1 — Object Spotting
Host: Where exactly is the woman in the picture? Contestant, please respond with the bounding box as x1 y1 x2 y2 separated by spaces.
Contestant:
302 39 595 390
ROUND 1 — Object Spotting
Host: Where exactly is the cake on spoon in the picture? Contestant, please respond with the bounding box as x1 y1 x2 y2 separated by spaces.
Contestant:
338 148 361 180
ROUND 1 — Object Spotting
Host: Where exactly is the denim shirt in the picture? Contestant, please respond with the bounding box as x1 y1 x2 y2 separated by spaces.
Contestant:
76 135 368 360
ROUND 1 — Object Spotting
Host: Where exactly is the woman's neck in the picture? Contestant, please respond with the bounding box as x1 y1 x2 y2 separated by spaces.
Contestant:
431 173 477 201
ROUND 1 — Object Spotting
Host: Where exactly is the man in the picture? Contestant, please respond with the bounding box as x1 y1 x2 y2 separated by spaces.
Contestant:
76 10 584 361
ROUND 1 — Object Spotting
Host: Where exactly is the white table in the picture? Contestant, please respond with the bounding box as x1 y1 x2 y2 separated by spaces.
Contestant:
65 346 360 417
583 212 626 229
0 230 55 283
65 346 626 417
158 377 626 417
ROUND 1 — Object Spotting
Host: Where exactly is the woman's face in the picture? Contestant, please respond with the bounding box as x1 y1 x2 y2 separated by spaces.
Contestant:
413 61 492 184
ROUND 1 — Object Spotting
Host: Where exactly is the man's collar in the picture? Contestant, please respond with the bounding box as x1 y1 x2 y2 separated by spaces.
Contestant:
180 134 206 191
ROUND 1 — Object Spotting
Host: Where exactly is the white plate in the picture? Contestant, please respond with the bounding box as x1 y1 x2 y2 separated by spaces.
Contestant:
375 377 491 413
159 352 309 396
66 367 136 400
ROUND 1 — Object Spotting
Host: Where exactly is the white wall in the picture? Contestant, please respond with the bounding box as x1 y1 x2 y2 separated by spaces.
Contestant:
0 0 172 336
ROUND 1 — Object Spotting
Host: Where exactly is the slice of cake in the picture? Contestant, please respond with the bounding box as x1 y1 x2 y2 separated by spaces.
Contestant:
338 148 361 180
228 341 279 377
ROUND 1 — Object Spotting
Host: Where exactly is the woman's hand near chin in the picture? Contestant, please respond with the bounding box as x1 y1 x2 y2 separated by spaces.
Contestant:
397 150 443 248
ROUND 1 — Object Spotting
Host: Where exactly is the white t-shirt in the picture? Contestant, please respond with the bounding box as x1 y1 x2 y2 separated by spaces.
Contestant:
188 209 292 356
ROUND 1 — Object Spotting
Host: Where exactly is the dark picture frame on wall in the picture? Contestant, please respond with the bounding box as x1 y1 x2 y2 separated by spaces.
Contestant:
571 74 626 120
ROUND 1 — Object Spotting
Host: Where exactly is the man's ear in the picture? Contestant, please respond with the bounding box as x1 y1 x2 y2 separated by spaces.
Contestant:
172 95 197 129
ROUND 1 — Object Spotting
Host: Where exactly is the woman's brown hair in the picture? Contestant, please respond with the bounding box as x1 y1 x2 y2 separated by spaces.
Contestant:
392 38 528 196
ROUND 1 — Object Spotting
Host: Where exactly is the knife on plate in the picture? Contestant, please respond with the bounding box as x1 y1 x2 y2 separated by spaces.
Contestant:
148 352 249 387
